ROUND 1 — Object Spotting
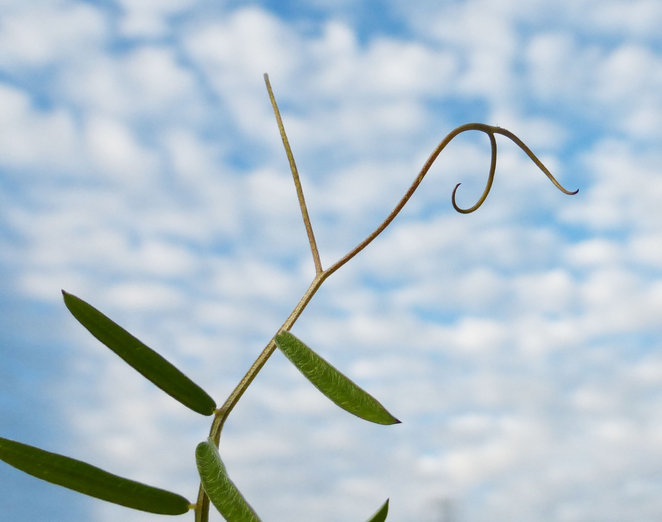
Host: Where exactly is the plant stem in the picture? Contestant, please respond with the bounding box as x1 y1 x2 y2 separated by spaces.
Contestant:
264 73 323 275
193 80 578 522
208 273 328 445
194 273 329 522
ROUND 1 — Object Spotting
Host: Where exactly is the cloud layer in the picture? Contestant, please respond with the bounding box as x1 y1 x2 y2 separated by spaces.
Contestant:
1 1 661 521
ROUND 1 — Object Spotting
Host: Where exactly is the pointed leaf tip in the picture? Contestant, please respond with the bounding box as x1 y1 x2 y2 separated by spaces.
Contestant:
274 331 400 425
0 437 190 515
62 291 216 415
195 439 261 522
366 499 389 522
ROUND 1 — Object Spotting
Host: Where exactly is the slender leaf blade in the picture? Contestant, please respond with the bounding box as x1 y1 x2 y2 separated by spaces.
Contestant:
62 290 216 415
366 499 389 522
274 331 400 425
0 436 190 515
195 439 261 522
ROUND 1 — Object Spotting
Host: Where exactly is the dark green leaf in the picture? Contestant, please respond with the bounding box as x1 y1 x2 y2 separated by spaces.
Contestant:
274 331 400 425
0 436 190 515
62 290 216 415
195 439 261 522
366 499 389 522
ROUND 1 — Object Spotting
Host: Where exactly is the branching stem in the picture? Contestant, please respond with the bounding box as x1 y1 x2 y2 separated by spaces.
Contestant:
194 76 577 522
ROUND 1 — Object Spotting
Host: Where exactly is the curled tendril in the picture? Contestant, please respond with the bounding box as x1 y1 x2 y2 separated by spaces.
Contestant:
325 122 579 277
451 128 497 214
446 124 579 214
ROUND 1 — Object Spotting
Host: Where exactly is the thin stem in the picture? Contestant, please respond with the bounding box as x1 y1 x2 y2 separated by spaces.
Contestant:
209 273 327 444
194 273 330 522
264 73 323 274
193 491 210 522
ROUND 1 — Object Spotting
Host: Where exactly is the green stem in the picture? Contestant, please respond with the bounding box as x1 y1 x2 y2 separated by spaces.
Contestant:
209 273 328 444
194 272 329 522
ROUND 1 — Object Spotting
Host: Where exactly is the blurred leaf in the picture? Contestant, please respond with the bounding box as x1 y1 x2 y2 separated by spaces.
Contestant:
366 499 389 522
274 331 400 425
0 436 190 515
195 439 261 522
62 290 216 415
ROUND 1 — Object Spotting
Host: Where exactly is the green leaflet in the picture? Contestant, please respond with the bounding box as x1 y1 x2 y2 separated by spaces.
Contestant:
366 499 389 522
0 436 190 515
62 291 216 416
274 331 400 425
195 439 261 522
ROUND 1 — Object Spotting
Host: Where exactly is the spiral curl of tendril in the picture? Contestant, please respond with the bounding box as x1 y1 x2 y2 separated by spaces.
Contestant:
442 123 578 214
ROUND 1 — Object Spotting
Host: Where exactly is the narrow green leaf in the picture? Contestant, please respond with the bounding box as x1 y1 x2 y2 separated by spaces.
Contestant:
62 290 216 415
274 331 400 425
195 439 261 522
366 499 389 522
0 436 190 515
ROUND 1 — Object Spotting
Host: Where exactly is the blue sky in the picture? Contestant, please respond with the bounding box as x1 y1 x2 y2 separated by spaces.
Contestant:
1 0 662 521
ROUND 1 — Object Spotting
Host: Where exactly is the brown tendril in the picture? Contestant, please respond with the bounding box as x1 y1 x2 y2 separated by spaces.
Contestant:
449 124 578 214
324 122 577 278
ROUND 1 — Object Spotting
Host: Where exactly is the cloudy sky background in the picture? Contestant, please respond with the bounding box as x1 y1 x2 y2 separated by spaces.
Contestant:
1 0 662 521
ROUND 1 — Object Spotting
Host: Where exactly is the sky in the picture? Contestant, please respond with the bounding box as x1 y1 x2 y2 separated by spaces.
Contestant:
1 0 661 521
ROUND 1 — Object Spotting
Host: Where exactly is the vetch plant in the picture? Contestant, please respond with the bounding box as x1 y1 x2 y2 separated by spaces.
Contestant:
0 74 577 521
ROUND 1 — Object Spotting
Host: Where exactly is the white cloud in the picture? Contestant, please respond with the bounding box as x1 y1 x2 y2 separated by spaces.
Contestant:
105 281 184 311
115 0 196 38
562 139 662 231
594 43 662 139
0 2 106 67
309 28 458 100
59 45 201 120
630 232 662 268
564 238 623 268
588 0 662 39
525 32 595 102
513 269 576 315
0 83 80 171
183 7 302 140
84 115 159 182
596 43 660 101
